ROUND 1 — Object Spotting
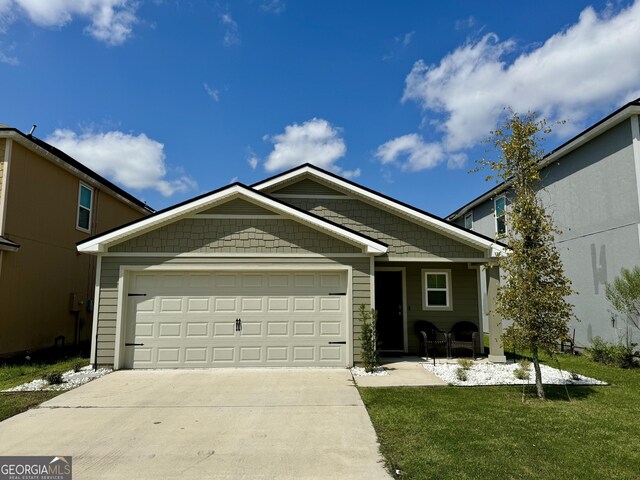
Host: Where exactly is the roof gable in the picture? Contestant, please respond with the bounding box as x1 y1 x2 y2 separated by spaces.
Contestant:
266 178 348 197
77 183 387 255
253 165 507 256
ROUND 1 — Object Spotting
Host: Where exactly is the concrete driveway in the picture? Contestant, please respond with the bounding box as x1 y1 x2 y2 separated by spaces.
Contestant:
0 369 391 479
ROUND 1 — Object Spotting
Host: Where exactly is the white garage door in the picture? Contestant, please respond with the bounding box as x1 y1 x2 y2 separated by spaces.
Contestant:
123 270 348 368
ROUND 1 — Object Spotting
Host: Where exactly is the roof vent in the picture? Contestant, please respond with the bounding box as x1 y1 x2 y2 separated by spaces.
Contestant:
28 124 37 136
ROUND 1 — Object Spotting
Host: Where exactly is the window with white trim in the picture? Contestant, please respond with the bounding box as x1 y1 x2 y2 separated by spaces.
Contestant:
464 211 473 229
494 195 506 235
422 269 452 310
77 183 93 232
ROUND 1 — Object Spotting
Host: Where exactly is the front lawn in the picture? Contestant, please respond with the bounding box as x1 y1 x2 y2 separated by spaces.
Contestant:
359 354 640 479
0 356 89 421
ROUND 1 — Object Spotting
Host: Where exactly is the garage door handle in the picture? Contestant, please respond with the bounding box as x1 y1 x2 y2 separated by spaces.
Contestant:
328 341 346 344
125 343 144 346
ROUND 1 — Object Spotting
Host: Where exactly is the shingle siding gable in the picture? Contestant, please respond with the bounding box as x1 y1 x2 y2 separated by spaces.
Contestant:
281 197 484 258
108 217 361 254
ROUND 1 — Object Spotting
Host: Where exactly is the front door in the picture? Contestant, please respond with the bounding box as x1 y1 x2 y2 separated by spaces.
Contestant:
374 270 404 351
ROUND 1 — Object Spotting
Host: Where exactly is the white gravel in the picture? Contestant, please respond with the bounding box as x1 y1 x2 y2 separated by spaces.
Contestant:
3 365 112 392
423 361 606 386
350 366 388 376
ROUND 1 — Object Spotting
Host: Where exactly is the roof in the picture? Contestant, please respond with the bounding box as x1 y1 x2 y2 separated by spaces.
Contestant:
447 98 640 221
0 235 20 252
0 126 154 214
253 163 508 256
77 182 389 254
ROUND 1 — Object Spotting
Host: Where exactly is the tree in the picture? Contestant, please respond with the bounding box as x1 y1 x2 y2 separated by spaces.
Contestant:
605 266 640 347
476 111 575 399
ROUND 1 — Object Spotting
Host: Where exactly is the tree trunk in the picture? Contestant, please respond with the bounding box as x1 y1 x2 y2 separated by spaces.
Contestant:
531 346 545 399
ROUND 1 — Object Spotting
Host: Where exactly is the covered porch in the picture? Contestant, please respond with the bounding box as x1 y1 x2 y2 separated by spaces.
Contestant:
373 260 505 363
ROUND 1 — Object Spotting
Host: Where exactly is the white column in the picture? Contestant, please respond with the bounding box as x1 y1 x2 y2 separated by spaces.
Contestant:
487 265 506 363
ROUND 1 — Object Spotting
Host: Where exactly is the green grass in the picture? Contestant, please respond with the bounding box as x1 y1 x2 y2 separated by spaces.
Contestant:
0 356 89 422
359 354 640 480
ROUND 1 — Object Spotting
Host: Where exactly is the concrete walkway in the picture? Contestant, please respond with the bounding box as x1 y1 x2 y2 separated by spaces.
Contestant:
353 357 448 387
0 369 391 479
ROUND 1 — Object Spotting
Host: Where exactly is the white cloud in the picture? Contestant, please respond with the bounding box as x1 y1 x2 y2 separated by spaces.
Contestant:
260 0 285 14
401 31 415 47
375 134 444 171
46 129 196 196
264 118 353 175
220 12 240 46
203 83 220 102
383 1 640 171
247 156 258 170
0 41 17 64
2 0 138 45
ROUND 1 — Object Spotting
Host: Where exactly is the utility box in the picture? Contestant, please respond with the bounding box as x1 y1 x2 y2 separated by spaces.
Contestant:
69 293 84 312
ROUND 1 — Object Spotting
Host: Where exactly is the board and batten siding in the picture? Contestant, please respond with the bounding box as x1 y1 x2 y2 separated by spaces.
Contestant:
108 218 361 255
95 256 371 367
199 198 277 216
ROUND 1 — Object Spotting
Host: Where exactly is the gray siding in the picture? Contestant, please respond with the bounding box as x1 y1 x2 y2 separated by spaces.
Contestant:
108 218 361 254
199 198 276 216
459 118 640 347
269 178 347 196
282 197 484 258
95 256 371 367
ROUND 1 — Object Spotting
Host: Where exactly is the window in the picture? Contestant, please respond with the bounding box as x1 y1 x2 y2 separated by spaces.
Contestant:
494 195 506 235
464 211 473 229
77 183 93 232
422 270 452 310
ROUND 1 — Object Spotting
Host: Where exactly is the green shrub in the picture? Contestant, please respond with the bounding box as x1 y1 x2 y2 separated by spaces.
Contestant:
513 359 531 380
43 372 64 385
73 361 84 373
457 358 474 370
358 304 378 373
586 337 638 368
455 368 468 382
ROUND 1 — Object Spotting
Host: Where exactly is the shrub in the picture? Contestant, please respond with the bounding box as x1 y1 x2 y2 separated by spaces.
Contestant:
457 358 474 370
44 372 64 385
514 360 531 380
358 304 378 373
455 368 468 382
73 361 84 373
586 337 638 368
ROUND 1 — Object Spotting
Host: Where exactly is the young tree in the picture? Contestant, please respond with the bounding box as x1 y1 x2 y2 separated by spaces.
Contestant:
477 111 575 399
605 266 640 347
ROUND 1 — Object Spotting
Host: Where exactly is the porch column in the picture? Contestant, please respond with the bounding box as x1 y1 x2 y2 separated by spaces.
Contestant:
487 265 506 363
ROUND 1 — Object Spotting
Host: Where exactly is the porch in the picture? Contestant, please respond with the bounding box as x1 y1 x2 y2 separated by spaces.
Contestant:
373 261 505 362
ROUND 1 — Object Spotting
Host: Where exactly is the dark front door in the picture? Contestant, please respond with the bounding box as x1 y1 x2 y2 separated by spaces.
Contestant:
374 270 404 351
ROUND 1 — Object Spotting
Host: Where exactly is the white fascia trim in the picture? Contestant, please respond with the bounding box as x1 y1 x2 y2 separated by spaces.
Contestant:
101 252 370 258
78 185 388 255
255 166 505 256
449 105 640 221
0 131 150 216
378 256 491 263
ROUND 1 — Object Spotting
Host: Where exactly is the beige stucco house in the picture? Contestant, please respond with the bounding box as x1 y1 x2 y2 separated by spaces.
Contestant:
79 164 507 369
0 126 153 357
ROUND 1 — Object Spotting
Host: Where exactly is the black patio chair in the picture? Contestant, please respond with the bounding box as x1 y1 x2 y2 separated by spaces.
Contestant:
448 321 479 358
414 320 449 359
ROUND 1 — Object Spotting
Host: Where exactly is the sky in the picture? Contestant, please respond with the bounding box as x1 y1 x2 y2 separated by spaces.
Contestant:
1 0 640 216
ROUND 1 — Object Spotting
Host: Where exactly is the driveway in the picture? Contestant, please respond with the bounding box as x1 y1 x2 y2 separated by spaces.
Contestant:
0 369 391 479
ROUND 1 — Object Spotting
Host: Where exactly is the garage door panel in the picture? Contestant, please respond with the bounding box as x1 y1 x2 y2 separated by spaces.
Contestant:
125 271 348 368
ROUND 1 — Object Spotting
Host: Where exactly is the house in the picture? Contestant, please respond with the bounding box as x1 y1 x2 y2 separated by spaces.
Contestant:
78 164 508 369
0 125 153 357
447 99 640 349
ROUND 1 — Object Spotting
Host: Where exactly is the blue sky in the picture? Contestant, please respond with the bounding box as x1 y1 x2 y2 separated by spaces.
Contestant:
1 0 639 216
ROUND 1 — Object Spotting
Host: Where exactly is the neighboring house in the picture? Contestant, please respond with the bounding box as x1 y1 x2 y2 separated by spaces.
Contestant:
447 99 640 349
0 126 153 357
78 164 508 369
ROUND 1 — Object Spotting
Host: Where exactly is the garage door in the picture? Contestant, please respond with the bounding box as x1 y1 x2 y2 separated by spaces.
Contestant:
123 271 348 368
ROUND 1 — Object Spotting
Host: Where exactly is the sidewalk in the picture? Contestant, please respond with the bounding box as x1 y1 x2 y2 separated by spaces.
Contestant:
353 357 448 387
